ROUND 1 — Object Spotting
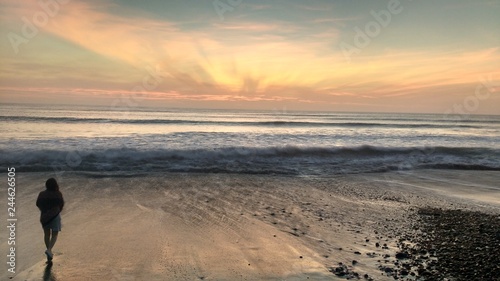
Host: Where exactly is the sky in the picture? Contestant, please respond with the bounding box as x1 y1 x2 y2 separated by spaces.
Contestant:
0 0 499 114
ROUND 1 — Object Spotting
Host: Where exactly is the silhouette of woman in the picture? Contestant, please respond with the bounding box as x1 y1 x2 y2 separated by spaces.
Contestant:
36 178 65 262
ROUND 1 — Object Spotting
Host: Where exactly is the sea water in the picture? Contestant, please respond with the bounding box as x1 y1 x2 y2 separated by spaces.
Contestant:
1 104 499 176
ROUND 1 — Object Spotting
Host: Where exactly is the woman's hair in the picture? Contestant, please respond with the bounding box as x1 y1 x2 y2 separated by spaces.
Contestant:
45 178 59 192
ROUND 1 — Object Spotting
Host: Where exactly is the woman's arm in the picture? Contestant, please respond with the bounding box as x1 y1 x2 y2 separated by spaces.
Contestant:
59 193 65 212
36 192 42 210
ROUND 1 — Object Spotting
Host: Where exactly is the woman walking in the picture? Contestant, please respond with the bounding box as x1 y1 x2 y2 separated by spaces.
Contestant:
36 178 65 262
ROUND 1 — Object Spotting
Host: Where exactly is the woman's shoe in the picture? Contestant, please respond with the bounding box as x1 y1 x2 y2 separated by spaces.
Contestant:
45 250 53 261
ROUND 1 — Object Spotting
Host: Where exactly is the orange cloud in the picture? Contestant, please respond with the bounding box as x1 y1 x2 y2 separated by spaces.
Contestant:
1 0 499 114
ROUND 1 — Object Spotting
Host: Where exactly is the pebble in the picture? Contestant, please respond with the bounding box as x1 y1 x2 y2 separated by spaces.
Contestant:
378 207 500 280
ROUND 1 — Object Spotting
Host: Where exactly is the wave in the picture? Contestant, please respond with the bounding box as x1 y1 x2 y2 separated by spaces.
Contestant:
1 116 491 129
1 145 499 175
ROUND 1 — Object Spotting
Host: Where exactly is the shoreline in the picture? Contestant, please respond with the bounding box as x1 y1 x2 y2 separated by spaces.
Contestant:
1 170 499 280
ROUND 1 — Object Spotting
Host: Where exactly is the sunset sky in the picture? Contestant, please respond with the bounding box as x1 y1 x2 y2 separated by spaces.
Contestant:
1 0 499 113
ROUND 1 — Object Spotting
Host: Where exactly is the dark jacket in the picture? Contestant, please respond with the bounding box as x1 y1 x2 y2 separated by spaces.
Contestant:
36 190 64 226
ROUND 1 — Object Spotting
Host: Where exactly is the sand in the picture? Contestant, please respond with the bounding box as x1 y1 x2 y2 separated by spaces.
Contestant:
1 170 499 280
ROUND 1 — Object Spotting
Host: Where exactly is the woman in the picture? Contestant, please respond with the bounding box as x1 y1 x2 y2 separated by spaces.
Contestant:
36 178 65 262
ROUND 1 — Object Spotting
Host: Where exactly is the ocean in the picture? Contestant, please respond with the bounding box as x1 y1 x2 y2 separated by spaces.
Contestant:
1 103 499 177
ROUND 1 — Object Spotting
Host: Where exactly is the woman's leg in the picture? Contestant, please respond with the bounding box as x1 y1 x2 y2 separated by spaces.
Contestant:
43 228 51 250
48 231 59 253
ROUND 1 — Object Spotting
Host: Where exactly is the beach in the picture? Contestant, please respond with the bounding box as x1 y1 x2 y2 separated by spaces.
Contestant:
2 170 499 281
2 0 500 279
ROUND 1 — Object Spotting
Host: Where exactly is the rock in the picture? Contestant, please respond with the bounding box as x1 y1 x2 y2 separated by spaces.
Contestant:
385 208 500 280
366 252 377 258
395 252 409 259
329 263 362 279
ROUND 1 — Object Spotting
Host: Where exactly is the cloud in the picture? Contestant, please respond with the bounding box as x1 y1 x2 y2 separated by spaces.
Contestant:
1 0 499 114
312 17 359 24
211 22 282 32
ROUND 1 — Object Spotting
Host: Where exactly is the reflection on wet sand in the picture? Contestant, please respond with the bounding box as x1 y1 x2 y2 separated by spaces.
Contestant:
43 262 57 281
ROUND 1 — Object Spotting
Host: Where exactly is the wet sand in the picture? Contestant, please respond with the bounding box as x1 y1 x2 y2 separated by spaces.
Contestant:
1 170 499 280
